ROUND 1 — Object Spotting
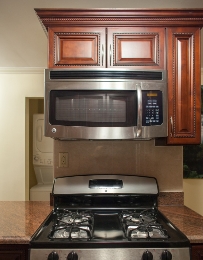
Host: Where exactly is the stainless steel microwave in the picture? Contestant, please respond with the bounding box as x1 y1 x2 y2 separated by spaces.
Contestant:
44 69 168 140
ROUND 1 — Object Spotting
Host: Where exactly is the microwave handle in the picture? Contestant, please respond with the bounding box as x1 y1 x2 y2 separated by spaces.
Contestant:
136 84 142 137
109 44 112 66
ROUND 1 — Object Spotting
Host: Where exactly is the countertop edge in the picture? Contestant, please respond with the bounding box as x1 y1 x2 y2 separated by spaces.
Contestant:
0 237 30 244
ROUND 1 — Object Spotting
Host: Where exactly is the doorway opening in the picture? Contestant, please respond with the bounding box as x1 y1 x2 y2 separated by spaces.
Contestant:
25 98 44 200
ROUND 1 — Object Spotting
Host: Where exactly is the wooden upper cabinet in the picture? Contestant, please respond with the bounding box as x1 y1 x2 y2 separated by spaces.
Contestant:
48 27 106 68
107 27 165 69
48 27 165 69
166 27 201 144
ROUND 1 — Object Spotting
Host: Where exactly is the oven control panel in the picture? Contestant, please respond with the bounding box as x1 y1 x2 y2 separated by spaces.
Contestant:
30 248 190 260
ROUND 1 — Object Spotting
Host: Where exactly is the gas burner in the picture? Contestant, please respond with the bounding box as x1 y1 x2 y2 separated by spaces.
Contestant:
120 211 141 224
128 224 168 239
52 226 92 239
139 208 157 223
120 208 157 225
130 217 140 224
57 210 93 225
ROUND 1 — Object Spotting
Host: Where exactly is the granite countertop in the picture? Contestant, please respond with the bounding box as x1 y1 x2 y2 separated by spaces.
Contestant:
0 201 52 244
159 206 203 243
0 201 203 244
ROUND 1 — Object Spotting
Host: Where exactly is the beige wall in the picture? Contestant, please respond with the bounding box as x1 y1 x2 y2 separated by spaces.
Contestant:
183 179 203 216
0 68 44 200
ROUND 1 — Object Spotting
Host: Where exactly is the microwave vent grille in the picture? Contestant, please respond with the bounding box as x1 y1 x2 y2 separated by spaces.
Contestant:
49 70 163 80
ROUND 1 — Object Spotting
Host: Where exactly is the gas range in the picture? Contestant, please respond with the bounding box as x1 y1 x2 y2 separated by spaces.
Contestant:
30 175 191 260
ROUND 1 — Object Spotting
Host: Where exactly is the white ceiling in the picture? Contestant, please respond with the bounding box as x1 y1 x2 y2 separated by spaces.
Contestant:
0 0 203 67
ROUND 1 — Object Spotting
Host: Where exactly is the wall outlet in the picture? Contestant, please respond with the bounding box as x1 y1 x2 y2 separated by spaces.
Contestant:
59 153 68 167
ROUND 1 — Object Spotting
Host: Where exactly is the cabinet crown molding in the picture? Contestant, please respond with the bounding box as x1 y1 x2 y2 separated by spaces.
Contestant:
35 8 203 31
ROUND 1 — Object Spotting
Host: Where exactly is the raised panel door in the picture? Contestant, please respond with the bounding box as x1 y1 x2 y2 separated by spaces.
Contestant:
0 252 23 260
167 27 201 144
107 27 165 69
0 244 28 260
191 244 203 260
48 27 106 68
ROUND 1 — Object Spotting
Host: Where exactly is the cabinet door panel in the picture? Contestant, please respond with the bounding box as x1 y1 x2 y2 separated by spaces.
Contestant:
107 27 165 69
191 244 203 260
48 27 106 68
0 245 28 260
167 27 201 144
0 251 22 260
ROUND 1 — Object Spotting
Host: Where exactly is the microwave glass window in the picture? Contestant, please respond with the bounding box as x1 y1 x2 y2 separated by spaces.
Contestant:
55 95 126 122
49 90 137 127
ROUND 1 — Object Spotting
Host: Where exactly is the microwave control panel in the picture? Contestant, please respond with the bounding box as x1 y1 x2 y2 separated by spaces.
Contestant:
142 90 163 126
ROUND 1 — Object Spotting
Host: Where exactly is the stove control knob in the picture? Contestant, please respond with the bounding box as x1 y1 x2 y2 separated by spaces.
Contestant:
47 251 59 260
161 250 172 260
142 250 153 260
67 251 78 260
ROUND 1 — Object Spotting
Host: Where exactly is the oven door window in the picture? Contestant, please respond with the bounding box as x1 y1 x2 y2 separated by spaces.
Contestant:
49 90 137 127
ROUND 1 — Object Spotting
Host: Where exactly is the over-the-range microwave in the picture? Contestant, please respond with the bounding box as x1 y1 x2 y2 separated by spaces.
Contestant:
44 69 168 140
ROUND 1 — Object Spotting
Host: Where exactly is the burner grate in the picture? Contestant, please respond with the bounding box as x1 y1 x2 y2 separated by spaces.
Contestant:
49 210 94 240
120 209 169 240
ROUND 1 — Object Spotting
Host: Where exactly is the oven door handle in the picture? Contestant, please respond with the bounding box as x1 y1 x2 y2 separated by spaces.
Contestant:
136 83 142 137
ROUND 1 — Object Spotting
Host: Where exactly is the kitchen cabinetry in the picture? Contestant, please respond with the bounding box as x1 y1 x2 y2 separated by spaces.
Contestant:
191 244 203 260
48 27 165 69
0 244 29 260
35 8 203 145
166 27 201 144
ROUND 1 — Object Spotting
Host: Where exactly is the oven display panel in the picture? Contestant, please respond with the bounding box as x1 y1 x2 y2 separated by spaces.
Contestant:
89 179 123 189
